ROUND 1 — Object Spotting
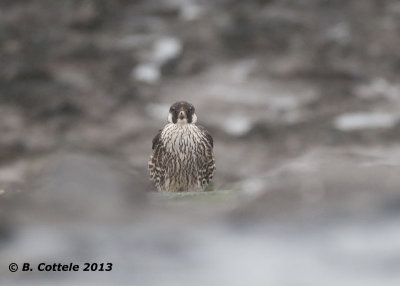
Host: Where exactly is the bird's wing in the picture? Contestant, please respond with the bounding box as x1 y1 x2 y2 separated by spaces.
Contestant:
149 129 165 191
152 129 163 150
196 124 215 188
197 125 213 148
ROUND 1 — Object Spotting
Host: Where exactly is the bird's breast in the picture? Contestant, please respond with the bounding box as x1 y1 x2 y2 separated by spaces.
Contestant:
161 124 202 155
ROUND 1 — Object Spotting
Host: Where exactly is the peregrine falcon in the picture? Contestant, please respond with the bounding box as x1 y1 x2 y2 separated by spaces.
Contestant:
148 101 215 192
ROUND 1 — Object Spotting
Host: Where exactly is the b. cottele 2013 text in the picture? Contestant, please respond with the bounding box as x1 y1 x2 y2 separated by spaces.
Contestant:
21 262 113 272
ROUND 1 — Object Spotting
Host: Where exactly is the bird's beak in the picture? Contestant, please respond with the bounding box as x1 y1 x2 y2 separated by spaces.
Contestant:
178 110 186 120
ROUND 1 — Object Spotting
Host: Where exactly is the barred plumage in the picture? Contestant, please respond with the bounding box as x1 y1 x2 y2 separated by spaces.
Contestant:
148 102 215 192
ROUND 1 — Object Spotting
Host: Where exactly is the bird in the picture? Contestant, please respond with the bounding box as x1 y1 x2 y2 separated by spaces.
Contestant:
148 101 215 192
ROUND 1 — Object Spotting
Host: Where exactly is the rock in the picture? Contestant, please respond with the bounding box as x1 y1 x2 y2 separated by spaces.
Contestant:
27 152 145 221
131 63 161 84
68 0 102 30
132 37 183 84
233 148 400 221
333 112 400 131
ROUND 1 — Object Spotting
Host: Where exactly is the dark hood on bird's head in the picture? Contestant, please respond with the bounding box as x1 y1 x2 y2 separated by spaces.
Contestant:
169 101 196 123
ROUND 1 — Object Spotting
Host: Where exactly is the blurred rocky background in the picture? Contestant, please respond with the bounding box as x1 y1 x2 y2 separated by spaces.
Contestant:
1 0 400 285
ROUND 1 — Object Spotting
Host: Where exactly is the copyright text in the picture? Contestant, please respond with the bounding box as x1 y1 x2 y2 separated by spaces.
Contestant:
9 262 113 272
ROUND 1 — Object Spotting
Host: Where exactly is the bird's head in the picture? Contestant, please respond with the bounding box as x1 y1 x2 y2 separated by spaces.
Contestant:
168 101 197 125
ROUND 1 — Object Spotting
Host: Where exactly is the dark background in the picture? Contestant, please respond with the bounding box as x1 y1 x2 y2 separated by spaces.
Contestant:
1 1 400 285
